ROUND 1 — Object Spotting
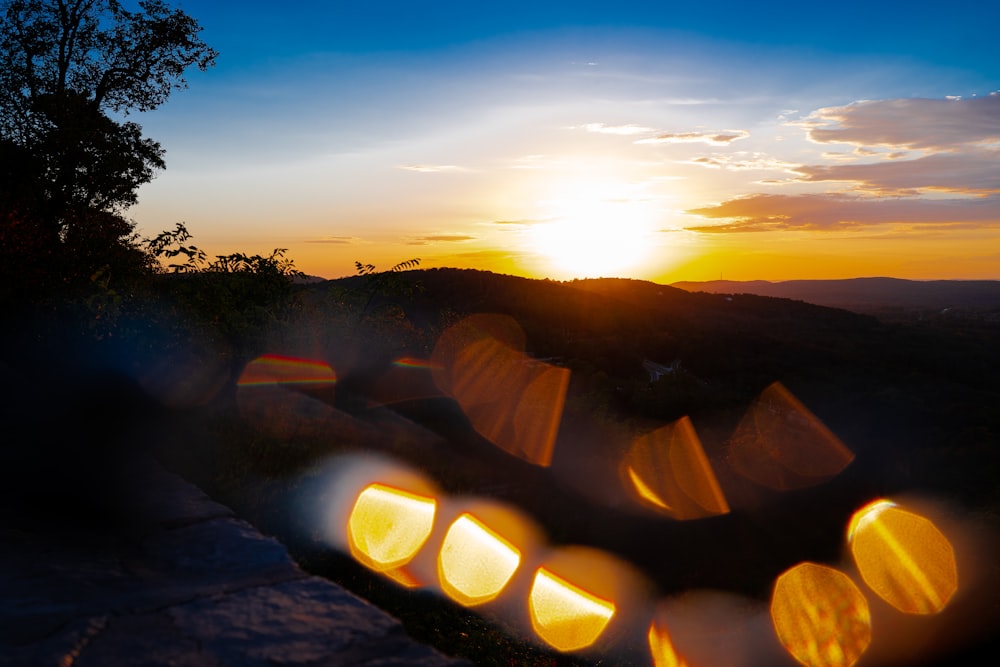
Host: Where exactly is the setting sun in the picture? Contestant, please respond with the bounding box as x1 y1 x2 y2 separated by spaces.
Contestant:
529 181 659 278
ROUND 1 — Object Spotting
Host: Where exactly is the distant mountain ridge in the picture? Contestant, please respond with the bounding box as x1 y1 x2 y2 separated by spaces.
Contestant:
670 277 1000 313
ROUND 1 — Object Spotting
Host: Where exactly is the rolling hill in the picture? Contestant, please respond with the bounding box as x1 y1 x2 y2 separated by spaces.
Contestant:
182 268 1000 666
670 277 1000 319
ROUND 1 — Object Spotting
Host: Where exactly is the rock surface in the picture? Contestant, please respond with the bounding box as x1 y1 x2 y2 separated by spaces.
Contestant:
0 457 468 667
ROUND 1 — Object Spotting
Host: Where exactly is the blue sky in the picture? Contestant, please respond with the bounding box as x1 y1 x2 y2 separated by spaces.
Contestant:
132 1 1000 280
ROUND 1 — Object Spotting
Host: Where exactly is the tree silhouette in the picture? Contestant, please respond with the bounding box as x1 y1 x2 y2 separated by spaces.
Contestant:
0 0 216 297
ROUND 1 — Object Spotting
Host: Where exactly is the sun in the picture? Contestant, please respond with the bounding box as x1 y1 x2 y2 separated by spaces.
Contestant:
528 181 657 278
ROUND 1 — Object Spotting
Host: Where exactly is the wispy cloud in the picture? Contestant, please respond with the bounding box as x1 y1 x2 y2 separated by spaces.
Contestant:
636 129 750 146
306 236 360 244
396 164 470 173
685 152 799 172
821 147 912 161
686 193 1000 232
570 122 657 135
802 93 1000 151
406 234 477 245
796 149 1000 195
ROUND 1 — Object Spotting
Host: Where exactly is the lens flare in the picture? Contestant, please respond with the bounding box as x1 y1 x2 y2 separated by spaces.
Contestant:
848 499 958 614
365 356 445 406
437 513 522 607
431 314 568 466
393 356 442 369
529 567 617 652
237 353 336 387
648 618 691 667
770 562 871 667
347 483 437 574
727 382 853 490
622 416 729 519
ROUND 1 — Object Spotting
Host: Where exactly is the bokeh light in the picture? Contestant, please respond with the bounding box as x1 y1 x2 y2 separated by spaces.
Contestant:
622 416 729 519
848 499 958 614
529 567 617 652
770 562 871 667
431 314 568 466
347 483 437 575
727 382 854 490
525 546 648 654
437 512 522 607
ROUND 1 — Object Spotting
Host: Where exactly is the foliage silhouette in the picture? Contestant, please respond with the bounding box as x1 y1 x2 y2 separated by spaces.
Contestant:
0 0 216 302
353 257 423 314
140 223 306 376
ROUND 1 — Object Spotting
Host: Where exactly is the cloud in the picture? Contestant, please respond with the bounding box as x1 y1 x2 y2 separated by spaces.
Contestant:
795 149 1000 195
788 95 1000 194
686 193 1000 232
406 234 476 245
396 164 470 173
636 129 750 146
570 122 657 135
803 93 1000 151
685 152 799 172
306 236 359 244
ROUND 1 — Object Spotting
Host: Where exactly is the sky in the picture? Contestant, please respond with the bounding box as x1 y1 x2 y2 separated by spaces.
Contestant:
130 1 1000 282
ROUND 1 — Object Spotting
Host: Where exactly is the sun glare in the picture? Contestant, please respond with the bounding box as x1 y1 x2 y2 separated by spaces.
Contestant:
529 181 658 278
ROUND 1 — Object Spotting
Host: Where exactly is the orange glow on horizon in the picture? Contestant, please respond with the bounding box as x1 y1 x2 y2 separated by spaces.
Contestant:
847 500 958 614
770 562 871 667
277 229 1000 285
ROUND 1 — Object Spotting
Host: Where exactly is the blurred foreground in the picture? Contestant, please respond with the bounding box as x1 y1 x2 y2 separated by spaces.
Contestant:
3 268 999 666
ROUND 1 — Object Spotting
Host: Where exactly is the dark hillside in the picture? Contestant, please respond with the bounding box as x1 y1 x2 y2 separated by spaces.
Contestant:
306 268 1000 519
335 268 880 380
672 277 1000 322
207 268 1000 665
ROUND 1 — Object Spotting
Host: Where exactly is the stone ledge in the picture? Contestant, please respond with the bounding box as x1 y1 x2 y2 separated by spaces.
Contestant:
0 459 469 667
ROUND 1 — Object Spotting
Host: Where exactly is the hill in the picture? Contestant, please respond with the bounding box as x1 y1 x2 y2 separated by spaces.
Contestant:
671 277 1000 321
301 268 1000 524
162 268 1000 666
